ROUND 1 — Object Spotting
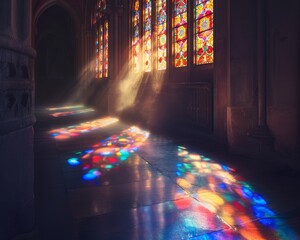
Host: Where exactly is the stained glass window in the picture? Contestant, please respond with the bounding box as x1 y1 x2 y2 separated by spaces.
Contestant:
194 0 213 65
143 0 152 72
95 0 109 79
173 0 188 68
157 0 167 70
98 0 106 11
103 20 109 77
132 0 141 72
98 24 104 78
95 29 99 78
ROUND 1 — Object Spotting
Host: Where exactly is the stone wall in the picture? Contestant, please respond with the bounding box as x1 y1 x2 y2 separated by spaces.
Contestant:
0 0 35 239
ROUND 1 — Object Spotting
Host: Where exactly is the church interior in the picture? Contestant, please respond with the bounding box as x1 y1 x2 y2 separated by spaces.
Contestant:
1 0 300 239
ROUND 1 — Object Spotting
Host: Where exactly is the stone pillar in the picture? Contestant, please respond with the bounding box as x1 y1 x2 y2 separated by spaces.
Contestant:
227 0 257 155
249 0 274 156
0 0 36 239
0 0 11 34
296 10 300 162
17 0 30 43
107 0 124 114
214 0 230 146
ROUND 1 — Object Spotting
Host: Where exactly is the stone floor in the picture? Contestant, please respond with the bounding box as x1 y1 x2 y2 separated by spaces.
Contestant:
33 105 300 240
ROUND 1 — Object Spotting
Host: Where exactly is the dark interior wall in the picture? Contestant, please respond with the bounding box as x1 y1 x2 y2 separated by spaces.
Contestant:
226 0 299 158
35 5 75 106
267 0 299 154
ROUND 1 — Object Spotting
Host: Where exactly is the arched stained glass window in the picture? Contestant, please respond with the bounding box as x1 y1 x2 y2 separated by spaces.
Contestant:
95 0 109 79
157 0 167 70
173 0 188 68
194 0 213 65
143 0 152 72
132 0 141 72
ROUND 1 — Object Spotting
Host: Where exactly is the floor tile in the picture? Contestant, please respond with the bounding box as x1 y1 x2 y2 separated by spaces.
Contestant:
76 197 228 240
69 175 188 219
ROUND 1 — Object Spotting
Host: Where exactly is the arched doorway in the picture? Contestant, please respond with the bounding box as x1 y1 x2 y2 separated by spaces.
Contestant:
35 5 76 106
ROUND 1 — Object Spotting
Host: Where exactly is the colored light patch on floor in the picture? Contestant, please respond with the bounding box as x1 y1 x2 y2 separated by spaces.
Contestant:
47 104 84 111
133 198 229 239
67 126 150 181
49 117 119 140
50 108 95 117
174 146 297 239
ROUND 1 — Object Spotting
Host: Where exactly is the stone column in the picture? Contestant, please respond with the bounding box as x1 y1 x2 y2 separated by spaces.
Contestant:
0 0 11 35
249 0 273 156
108 0 123 114
214 0 230 146
0 0 36 239
296 12 300 162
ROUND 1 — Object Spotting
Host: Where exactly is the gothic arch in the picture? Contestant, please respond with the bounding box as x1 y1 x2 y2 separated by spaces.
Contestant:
34 3 78 105
33 0 81 47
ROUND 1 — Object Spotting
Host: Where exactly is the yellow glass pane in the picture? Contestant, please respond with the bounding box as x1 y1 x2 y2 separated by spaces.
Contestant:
195 30 213 65
174 12 187 27
175 39 187 67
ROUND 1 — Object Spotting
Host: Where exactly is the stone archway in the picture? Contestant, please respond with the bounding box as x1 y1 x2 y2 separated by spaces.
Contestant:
35 5 77 105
